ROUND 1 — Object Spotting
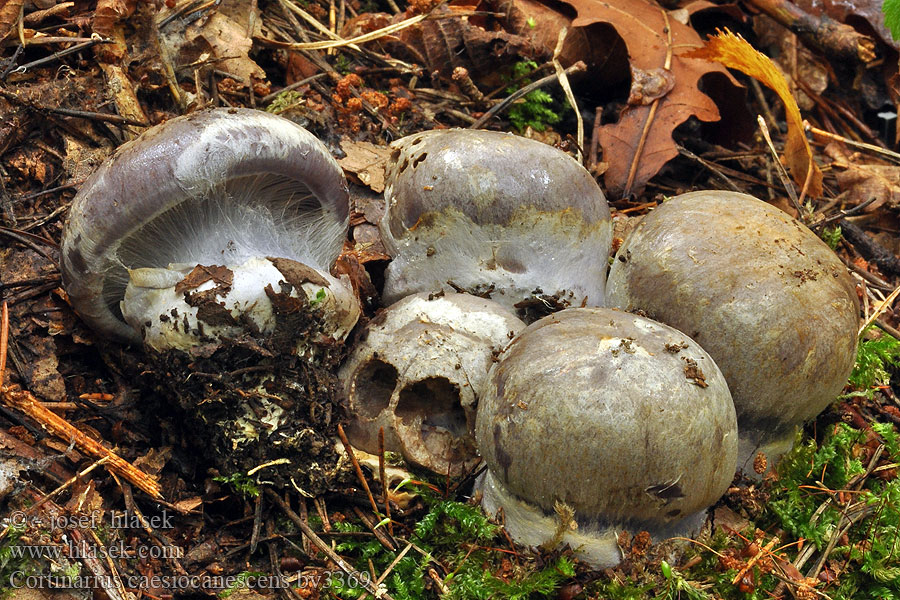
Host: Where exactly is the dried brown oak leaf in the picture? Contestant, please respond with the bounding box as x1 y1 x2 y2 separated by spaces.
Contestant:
338 139 390 193
344 5 541 86
556 0 739 198
0 0 24 42
835 164 900 212
158 0 265 83
686 29 823 198
92 0 138 39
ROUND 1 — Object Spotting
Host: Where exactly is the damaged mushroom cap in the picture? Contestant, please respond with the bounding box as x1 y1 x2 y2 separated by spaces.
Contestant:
339 292 525 475
380 129 612 318
476 307 737 568
606 191 859 473
61 107 358 348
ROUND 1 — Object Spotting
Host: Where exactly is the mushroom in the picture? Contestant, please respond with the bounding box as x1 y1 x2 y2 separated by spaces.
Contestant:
339 291 525 475
60 107 359 351
606 191 859 473
379 129 612 319
59 108 361 493
476 307 737 568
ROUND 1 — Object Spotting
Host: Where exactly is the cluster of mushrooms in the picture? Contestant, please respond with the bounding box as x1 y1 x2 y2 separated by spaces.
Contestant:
61 108 859 567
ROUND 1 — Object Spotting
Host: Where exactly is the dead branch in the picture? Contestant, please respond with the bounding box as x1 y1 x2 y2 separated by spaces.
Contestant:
744 0 876 67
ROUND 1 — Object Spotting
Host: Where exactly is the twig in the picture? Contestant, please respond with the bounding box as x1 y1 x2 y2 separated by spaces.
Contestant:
743 0 875 66
552 29 582 163
806 122 900 165
22 2 74 26
116 478 188 575
0 226 58 263
279 0 426 51
0 386 162 498
843 254 893 291
72 527 129 600
251 492 264 554
265 489 394 600
0 458 106 544
758 115 801 214
483 61 552 101
1 36 114 78
378 427 393 537
839 219 900 277
0 88 147 126
811 196 879 229
356 544 411 600
622 9 672 197
676 146 742 192
0 301 7 389
588 106 602 171
337 424 382 518
875 318 900 341
260 72 330 104
470 61 586 130
352 506 395 551
858 283 900 336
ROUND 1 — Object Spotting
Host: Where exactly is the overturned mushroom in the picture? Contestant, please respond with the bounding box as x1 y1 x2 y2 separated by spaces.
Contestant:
476 308 737 568
606 191 859 473
59 108 361 492
340 292 525 475
380 129 612 319
61 107 360 351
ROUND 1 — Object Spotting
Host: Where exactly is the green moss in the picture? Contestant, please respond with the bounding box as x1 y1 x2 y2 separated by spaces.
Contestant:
822 225 842 250
849 329 900 393
324 495 575 600
504 61 563 133
213 472 260 498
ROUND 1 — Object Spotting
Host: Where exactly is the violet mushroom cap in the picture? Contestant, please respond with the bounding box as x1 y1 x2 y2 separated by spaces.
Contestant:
379 129 612 317
476 307 737 568
339 291 525 475
60 107 359 349
606 191 859 473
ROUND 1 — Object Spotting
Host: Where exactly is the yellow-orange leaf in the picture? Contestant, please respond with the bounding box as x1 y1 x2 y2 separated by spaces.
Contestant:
686 29 822 198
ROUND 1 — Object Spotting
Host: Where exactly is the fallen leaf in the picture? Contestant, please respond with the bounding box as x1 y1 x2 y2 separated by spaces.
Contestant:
174 496 204 513
495 0 752 192
0 248 67 401
0 0 24 42
345 4 542 86
561 0 737 198
686 29 823 198
490 0 627 82
92 0 138 39
158 0 265 83
713 505 750 533
338 139 391 193
835 164 900 211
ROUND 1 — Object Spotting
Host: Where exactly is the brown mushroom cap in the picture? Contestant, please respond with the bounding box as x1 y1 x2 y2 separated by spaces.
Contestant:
61 108 349 342
380 129 612 317
606 191 859 471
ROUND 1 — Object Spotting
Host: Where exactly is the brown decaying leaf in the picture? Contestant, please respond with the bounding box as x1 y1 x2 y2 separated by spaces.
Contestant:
835 165 900 212
345 4 541 86
559 0 732 198
338 139 391 193
0 0 23 42
158 0 265 83
92 0 138 39
686 29 823 198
